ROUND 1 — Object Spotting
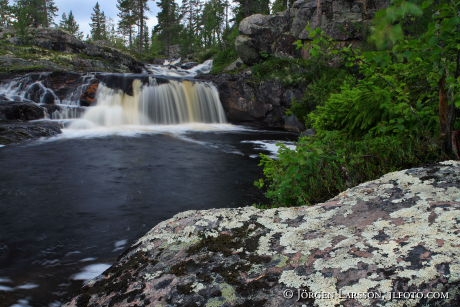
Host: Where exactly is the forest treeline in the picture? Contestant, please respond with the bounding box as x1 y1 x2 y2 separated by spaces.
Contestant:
0 0 292 60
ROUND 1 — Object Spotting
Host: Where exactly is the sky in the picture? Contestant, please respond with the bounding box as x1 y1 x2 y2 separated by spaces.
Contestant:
53 0 160 36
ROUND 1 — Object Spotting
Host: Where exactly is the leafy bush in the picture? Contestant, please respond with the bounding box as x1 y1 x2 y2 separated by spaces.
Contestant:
258 130 442 207
251 57 313 86
257 14 447 207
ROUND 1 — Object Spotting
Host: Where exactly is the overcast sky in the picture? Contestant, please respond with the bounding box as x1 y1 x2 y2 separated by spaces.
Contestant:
53 0 160 36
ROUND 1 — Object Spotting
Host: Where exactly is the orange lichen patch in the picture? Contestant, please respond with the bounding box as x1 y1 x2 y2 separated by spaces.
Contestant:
420 251 432 260
321 200 341 208
390 217 406 226
289 252 304 266
436 239 445 247
395 236 410 244
349 247 373 258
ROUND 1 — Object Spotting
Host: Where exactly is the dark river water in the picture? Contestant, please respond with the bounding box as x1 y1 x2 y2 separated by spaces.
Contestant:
0 125 296 307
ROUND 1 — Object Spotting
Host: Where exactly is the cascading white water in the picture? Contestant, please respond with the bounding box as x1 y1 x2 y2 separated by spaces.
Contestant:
142 79 226 124
1 61 228 128
71 78 227 128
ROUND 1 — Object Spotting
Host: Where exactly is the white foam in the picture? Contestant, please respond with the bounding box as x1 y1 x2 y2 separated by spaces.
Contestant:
72 263 111 281
80 257 97 262
242 140 297 158
40 123 249 142
0 285 14 292
65 251 82 257
0 277 12 283
113 239 128 252
16 283 39 290
0 144 5 148
9 299 33 307
145 59 213 78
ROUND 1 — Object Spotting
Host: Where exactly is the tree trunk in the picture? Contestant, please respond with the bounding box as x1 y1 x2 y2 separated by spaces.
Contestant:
439 75 457 158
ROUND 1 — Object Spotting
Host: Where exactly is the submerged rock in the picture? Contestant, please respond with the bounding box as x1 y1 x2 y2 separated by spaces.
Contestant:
65 161 460 307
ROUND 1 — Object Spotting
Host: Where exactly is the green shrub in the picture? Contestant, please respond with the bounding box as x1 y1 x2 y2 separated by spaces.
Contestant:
257 130 442 207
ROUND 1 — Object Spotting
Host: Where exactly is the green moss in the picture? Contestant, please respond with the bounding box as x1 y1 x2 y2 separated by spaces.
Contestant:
205 283 236 307
251 56 312 86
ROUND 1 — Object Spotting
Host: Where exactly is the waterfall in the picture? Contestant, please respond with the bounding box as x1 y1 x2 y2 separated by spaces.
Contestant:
71 78 226 128
1 61 227 128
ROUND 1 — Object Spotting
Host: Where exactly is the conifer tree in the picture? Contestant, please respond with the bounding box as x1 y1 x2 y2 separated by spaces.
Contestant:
200 0 226 47
12 0 57 28
90 2 107 41
155 0 182 57
0 0 12 27
134 0 150 53
117 0 149 52
117 0 136 48
59 10 83 39
234 0 270 22
271 0 292 13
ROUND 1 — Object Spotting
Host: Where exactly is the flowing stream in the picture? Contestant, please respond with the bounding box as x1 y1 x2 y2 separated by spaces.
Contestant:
0 62 296 307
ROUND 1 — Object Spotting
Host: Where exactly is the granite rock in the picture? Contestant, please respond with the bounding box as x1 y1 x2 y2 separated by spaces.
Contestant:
65 161 460 307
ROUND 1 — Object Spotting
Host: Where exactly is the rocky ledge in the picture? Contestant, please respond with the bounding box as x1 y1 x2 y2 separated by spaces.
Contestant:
0 100 62 144
66 161 460 307
0 120 61 145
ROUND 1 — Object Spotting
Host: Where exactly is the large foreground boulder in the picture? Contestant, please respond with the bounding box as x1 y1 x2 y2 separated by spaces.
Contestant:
66 161 460 307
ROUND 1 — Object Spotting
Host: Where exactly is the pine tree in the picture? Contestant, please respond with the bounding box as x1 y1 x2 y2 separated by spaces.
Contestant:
117 0 136 48
155 0 183 57
59 10 83 39
90 2 107 41
0 0 12 27
12 0 57 28
271 0 292 13
180 0 202 52
42 0 58 27
200 0 226 47
234 0 270 23
134 0 150 53
117 0 149 52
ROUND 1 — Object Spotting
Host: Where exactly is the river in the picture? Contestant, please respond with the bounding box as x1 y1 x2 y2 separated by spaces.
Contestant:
0 125 296 307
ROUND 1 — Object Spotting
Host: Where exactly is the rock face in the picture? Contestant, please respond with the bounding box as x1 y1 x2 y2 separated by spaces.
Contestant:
236 0 390 64
204 74 305 131
0 100 45 121
0 28 144 73
65 161 460 307
0 120 62 144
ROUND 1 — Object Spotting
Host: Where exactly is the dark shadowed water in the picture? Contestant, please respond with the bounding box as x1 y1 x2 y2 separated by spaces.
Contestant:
0 126 296 307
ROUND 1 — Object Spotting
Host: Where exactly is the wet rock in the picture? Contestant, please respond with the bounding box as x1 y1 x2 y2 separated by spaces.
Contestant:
79 79 100 106
65 161 460 307
205 74 304 129
0 100 45 121
0 120 62 144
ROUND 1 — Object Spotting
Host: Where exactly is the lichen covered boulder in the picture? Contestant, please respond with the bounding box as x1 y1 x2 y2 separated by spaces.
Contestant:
65 161 460 307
